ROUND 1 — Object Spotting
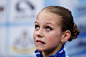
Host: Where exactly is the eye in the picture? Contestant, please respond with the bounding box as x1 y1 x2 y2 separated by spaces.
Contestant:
35 25 40 30
46 26 52 31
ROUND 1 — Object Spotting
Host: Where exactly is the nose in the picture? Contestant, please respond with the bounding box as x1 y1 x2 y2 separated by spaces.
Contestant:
36 28 44 38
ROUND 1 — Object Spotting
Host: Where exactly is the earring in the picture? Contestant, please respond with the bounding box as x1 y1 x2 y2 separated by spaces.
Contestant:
62 42 64 43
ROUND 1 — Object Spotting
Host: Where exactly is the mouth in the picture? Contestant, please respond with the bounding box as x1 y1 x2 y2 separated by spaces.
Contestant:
36 40 45 44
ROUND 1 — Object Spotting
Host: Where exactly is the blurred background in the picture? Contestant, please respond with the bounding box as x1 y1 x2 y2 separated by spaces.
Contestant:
0 0 86 57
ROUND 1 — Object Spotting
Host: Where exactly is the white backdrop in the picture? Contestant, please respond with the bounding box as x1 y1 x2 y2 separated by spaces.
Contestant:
0 0 44 57
0 0 86 57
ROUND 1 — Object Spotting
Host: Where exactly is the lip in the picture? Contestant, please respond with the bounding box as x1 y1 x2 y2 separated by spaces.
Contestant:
36 40 45 45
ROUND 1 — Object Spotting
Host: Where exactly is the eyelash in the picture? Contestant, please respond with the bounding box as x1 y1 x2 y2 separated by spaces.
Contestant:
46 26 52 30
35 25 39 29
35 25 52 31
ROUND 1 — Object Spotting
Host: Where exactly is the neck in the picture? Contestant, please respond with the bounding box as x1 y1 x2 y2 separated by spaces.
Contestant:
42 43 63 57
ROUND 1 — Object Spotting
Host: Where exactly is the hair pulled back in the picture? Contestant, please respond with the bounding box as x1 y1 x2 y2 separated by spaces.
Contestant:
42 6 79 41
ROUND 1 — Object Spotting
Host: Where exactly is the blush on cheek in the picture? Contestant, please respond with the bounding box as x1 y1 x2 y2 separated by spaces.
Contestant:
33 32 35 38
33 32 36 43
48 36 53 41
33 32 36 45
47 35 60 46
47 36 55 44
47 34 55 41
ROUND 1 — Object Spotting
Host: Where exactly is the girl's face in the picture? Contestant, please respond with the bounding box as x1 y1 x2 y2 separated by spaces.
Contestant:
33 10 63 51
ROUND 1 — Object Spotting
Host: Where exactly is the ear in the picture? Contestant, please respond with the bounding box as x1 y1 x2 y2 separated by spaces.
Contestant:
61 30 71 42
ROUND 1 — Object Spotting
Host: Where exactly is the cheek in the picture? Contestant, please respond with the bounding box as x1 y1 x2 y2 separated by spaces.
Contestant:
46 33 61 45
46 32 58 40
33 31 37 45
33 31 36 39
46 34 56 43
47 35 54 41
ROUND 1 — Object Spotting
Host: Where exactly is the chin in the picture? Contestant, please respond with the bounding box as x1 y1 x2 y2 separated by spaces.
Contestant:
37 48 46 51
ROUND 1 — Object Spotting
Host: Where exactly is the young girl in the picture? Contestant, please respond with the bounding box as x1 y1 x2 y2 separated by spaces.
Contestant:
33 6 79 57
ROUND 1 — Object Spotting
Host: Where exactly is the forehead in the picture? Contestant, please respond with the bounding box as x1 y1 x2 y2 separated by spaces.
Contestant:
36 10 62 25
35 20 54 25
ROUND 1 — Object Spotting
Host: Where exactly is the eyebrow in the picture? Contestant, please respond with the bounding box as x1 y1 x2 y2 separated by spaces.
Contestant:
35 21 53 25
46 22 53 25
35 21 38 23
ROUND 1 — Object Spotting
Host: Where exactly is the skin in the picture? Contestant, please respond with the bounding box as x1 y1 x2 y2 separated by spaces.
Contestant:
33 9 71 57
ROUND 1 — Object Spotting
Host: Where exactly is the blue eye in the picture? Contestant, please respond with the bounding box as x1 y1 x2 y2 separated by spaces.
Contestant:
35 25 39 29
46 26 52 31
